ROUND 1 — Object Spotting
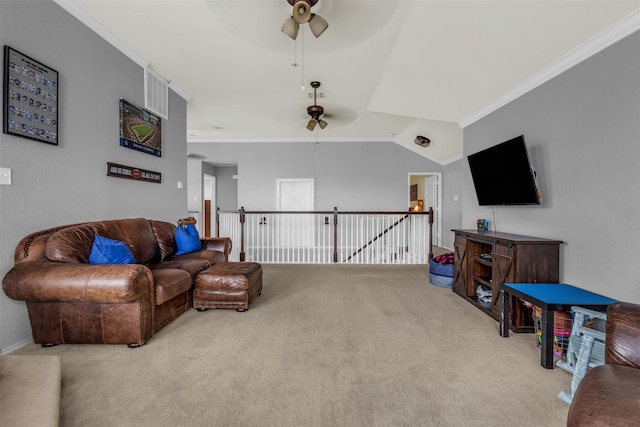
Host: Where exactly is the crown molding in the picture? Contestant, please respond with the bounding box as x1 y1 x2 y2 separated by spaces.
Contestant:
53 0 148 68
188 137 395 144
168 81 192 101
459 9 640 129
54 0 190 101
441 153 464 166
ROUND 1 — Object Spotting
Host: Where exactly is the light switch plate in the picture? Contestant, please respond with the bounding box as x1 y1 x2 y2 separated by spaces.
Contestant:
0 167 12 186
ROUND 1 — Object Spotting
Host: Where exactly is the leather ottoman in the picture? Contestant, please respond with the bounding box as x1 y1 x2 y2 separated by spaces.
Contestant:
193 262 262 312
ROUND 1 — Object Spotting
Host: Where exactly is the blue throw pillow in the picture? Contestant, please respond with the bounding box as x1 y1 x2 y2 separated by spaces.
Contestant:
89 234 136 264
175 223 202 255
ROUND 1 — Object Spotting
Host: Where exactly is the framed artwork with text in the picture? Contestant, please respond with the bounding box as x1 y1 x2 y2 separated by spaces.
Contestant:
3 46 59 145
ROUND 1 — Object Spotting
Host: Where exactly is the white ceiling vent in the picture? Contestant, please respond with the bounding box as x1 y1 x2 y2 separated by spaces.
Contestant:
145 67 168 120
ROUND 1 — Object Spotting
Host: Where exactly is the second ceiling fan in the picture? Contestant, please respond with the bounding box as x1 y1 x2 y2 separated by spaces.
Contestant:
306 81 328 131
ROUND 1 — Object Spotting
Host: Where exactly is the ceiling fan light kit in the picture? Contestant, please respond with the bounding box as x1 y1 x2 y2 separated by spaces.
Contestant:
282 0 328 39
306 81 327 131
309 14 329 38
281 16 299 40
292 0 312 24
306 120 317 131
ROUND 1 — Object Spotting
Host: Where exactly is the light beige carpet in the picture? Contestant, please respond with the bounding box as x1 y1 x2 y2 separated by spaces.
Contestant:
0 354 61 426
11 264 572 426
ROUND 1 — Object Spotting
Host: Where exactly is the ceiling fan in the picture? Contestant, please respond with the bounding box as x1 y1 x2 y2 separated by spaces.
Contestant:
281 0 329 40
306 81 328 131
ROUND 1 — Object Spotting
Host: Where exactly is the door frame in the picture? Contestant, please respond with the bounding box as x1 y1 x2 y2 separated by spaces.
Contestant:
203 174 216 237
408 172 442 247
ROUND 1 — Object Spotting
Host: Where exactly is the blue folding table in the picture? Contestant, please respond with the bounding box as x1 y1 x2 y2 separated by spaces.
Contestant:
500 283 616 369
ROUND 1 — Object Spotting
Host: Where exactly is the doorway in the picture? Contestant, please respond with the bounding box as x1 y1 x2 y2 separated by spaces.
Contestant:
203 174 216 237
408 173 442 247
276 178 314 247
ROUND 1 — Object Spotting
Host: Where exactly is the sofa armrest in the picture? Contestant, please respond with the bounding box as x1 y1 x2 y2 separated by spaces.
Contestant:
605 302 640 368
201 237 232 261
2 261 154 304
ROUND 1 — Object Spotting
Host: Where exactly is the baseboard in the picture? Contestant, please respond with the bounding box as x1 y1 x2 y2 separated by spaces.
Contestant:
1 338 34 355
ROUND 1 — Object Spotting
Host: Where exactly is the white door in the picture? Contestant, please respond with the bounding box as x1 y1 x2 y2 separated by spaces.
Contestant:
424 175 441 247
277 178 314 248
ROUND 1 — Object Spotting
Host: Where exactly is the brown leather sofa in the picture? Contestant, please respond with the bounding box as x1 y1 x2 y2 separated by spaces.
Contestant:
567 301 640 426
2 218 232 347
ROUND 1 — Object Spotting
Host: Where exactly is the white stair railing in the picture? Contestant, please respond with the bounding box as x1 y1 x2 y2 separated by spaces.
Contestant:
216 208 433 264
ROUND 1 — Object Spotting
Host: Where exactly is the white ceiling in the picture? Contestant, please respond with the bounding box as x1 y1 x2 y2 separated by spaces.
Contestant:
60 0 640 164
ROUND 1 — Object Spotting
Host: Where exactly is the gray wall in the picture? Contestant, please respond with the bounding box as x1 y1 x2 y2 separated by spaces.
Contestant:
462 30 640 303
187 141 443 211
187 157 203 215
442 159 464 250
0 0 189 352
214 166 238 211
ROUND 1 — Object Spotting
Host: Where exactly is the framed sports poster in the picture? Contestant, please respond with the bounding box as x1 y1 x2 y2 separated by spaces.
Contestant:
3 46 59 145
119 98 161 157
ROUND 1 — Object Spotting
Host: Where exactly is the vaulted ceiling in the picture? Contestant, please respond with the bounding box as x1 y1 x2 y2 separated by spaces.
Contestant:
62 0 640 164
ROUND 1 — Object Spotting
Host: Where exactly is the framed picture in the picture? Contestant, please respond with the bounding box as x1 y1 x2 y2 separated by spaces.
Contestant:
119 98 161 157
410 184 418 201
3 46 59 145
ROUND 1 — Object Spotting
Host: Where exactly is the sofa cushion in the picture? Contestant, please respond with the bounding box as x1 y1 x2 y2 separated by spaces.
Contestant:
149 220 178 260
45 222 125 263
114 218 158 264
151 269 192 305
175 223 202 255
176 250 226 266
89 235 135 265
150 258 211 281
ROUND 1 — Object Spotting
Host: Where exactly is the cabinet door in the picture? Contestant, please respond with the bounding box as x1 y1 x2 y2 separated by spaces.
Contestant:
453 235 467 295
491 243 515 314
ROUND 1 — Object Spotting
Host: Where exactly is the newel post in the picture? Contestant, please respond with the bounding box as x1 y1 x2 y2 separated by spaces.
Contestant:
216 207 220 237
239 207 246 261
333 206 338 263
428 206 434 260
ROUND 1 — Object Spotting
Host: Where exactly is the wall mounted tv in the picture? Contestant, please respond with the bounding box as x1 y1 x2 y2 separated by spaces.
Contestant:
467 135 541 206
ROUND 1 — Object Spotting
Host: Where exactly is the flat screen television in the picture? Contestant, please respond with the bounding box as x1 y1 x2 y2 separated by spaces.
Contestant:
467 135 541 206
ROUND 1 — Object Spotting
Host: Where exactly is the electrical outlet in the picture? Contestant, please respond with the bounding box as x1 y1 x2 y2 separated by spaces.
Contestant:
0 167 12 186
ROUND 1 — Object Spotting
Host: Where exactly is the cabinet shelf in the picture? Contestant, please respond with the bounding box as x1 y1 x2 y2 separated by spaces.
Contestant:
473 256 492 267
452 289 499 321
474 275 492 287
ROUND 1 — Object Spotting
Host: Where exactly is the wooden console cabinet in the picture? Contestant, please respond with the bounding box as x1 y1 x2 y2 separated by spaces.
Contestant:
452 229 562 332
